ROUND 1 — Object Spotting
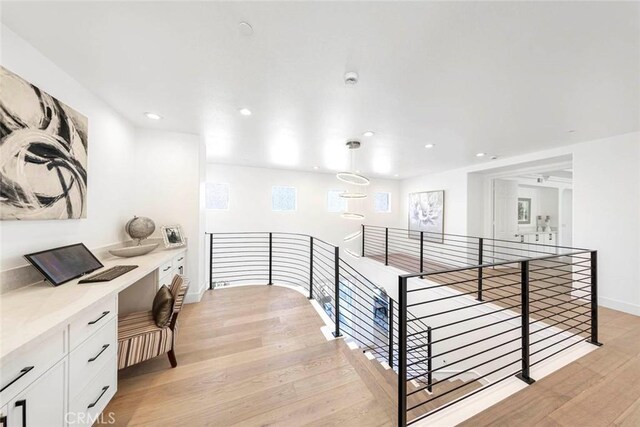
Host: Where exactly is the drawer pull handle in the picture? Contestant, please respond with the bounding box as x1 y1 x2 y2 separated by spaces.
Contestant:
88 344 110 363
88 311 110 325
88 386 110 409
177 257 184 261
163 266 171 272
0 366 34 392
15 400 26 427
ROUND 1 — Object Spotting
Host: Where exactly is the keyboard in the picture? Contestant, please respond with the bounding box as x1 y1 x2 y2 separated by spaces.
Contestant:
79 265 138 283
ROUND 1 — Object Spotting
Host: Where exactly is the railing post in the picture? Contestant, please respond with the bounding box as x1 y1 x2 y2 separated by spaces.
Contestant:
385 227 389 266
516 260 535 385
427 326 433 393
477 238 484 301
309 236 314 300
209 233 214 290
361 224 365 257
589 251 603 346
333 246 342 338
268 232 273 285
388 298 394 368
398 276 408 427
420 231 424 273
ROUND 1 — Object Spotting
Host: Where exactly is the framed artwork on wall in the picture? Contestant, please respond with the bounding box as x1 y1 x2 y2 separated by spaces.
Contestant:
408 190 445 243
161 225 186 248
518 198 532 224
0 66 88 220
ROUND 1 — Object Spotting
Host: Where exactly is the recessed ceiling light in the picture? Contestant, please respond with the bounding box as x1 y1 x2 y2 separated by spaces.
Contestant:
144 112 162 120
313 166 319 170
424 143 435 149
239 108 252 116
363 131 374 137
476 152 486 157
394 174 399 177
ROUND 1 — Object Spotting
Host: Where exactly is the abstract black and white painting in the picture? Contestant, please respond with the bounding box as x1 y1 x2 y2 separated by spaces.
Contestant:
0 66 88 220
408 190 444 242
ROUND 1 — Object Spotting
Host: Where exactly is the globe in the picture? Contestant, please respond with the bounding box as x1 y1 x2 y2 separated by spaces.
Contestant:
125 216 155 243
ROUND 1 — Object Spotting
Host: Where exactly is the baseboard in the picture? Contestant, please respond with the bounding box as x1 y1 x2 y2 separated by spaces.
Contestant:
184 281 206 304
599 296 640 316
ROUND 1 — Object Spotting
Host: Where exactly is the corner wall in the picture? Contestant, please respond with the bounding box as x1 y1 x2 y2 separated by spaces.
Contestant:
133 130 206 301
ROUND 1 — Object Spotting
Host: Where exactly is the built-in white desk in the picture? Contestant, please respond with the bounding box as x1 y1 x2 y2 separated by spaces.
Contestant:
0 246 187 427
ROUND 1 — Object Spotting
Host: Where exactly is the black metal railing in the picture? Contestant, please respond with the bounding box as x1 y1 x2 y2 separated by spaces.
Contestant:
207 229 600 426
362 224 582 273
395 250 600 425
207 231 434 382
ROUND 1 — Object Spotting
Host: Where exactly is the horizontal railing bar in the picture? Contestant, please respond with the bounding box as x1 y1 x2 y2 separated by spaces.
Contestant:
408 334 521 381
409 313 521 350
408 348 522 396
412 324 522 364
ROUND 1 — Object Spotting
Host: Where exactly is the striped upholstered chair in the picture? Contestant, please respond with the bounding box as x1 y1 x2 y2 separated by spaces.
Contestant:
117 275 189 370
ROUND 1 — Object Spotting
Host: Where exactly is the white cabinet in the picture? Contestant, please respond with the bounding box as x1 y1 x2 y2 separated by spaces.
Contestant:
158 253 186 289
0 297 119 427
7 359 66 427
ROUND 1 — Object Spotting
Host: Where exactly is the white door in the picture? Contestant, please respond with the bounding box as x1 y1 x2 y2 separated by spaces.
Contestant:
9 360 65 427
493 179 520 260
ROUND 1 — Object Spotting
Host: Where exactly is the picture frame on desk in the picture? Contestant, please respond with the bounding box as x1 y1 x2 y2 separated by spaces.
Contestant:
161 225 186 248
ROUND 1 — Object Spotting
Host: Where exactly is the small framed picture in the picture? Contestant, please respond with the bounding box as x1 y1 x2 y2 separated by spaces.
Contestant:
518 198 532 224
161 225 186 248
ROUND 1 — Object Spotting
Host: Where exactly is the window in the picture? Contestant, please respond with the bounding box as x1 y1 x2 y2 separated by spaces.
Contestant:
205 183 229 210
327 190 347 213
374 192 391 213
272 186 297 211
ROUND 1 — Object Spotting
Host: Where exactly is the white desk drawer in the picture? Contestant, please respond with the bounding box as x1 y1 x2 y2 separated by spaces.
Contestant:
69 317 117 398
159 260 173 277
0 329 65 407
172 253 186 274
69 296 117 350
69 355 117 427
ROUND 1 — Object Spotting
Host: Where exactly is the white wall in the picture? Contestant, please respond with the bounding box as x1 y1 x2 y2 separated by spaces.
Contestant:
401 169 469 236
133 130 206 299
572 134 640 314
0 25 137 270
205 163 403 249
398 131 640 315
0 27 207 301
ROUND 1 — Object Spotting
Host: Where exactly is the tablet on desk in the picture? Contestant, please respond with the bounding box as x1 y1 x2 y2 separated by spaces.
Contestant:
25 243 104 286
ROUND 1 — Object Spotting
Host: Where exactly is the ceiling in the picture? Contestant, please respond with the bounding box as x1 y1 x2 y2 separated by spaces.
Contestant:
2 1 638 178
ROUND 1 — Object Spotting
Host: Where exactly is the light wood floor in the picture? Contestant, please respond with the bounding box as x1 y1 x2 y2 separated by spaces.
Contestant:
461 306 640 427
103 283 640 426
102 285 395 426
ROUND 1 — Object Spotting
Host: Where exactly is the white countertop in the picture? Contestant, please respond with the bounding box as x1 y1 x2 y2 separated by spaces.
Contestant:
0 246 187 361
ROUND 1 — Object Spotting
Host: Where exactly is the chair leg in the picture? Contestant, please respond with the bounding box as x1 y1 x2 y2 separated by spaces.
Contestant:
168 349 177 368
